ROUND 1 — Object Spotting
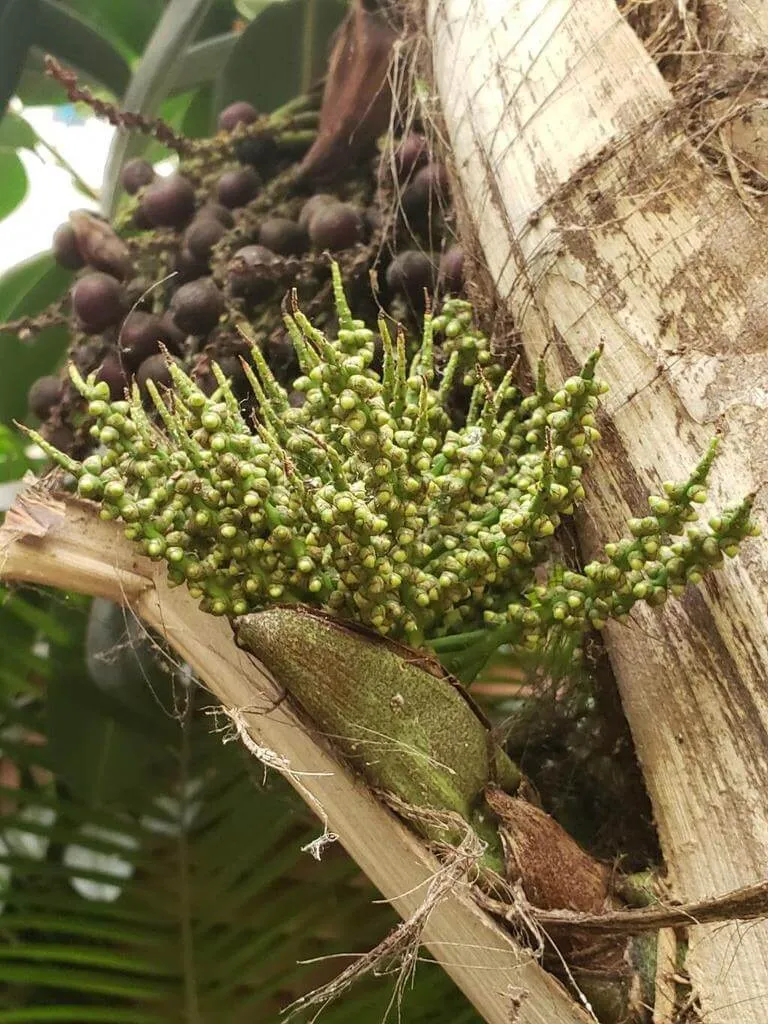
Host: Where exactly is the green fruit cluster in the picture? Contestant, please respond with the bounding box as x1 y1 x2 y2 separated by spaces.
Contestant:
30 264 758 664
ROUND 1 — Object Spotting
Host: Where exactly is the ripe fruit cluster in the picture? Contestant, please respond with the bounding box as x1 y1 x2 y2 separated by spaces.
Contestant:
28 95 465 459
31 266 758 669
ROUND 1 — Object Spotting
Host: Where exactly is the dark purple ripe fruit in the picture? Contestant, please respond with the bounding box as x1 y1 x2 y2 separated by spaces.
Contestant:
298 193 336 231
72 273 127 333
184 216 227 262
216 166 260 209
137 353 178 392
395 134 428 177
170 277 225 335
95 353 127 400
52 223 84 270
308 203 364 251
234 134 278 170
118 311 181 369
217 101 258 131
28 375 62 419
401 162 450 223
227 245 278 300
258 217 307 257
138 173 196 228
385 250 436 306
438 246 464 295
159 310 187 348
198 202 234 228
120 158 156 195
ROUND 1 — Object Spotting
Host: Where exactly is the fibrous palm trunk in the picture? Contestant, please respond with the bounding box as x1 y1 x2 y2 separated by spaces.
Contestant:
422 1 768 1020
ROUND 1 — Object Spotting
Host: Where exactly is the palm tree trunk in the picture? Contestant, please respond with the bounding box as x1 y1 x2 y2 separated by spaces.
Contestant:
421 1 768 1020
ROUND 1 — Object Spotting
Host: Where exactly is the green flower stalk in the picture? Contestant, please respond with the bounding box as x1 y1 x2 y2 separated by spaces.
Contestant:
28 263 759 679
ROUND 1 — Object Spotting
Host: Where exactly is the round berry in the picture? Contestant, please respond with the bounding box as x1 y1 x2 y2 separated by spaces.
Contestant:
95 354 127 400
118 311 172 369
401 162 450 223
217 101 258 131
139 174 196 228
216 167 260 209
298 193 336 230
386 250 436 305
159 310 187 348
258 217 307 257
395 134 428 177
170 277 225 335
234 134 278 169
121 158 156 195
308 203 364 251
438 246 464 295
137 353 178 393
28 375 62 419
184 217 227 262
198 202 234 228
227 245 278 300
52 223 84 270
72 273 127 333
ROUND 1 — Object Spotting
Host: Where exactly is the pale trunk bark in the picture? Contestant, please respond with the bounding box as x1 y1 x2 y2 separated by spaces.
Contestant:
0 490 590 1024
423 1 768 1021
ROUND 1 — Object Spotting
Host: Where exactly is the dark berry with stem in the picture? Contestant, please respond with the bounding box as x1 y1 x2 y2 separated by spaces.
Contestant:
217 101 258 131
170 278 225 335
215 167 260 209
28 376 63 419
95 353 127 399
298 193 336 230
139 174 196 228
121 158 156 195
184 217 227 262
439 246 464 295
118 311 180 369
386 250 436 305
52 223 84 270
308 203 364 250
137 353 178 392
72 273 127 333
395 134 428 177
227 245 279 300
258 217 308 257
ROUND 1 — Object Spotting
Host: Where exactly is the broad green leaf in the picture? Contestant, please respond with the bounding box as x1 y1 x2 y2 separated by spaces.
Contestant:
169 31 238 95
0 111 38 152
60 0 165 61
0 0 41 114
0 251 73 426
100 0 217 217
0 150 28 222
33 0 132 99
0 423 29 483
45 671 168 806
215 0 345 115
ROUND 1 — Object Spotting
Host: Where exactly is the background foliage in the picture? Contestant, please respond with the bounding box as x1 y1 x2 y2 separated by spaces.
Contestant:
0 1 482 1019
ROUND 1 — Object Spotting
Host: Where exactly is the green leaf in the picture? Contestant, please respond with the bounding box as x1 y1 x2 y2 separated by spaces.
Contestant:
45 672 167 806
0 111 38 152
0 150 28 222
33 0 132 99
58 0 165 61
100 0 217 217
0 0 41 113
168 31 238 95
0 252 73 426
215 0 345 115
234 0 273 20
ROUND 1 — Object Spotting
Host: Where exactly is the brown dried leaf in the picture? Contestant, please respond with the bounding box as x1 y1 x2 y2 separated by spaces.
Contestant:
299 0 397 180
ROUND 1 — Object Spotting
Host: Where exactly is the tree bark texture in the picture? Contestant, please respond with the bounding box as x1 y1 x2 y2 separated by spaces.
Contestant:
423 1 768 1020
0 490 591 1024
